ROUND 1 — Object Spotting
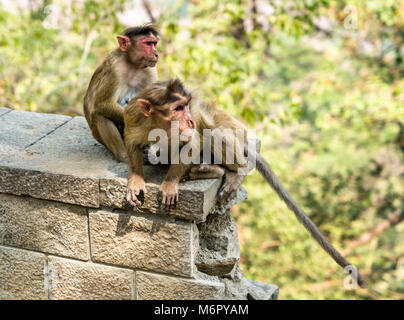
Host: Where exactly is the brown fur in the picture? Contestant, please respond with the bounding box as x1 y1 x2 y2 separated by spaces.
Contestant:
83 25 159 162
124 79 247 207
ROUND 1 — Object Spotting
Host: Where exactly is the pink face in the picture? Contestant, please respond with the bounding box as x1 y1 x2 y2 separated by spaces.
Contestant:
170 98 195 140
137 96 195 141
117 34 159 68
140 37 159 63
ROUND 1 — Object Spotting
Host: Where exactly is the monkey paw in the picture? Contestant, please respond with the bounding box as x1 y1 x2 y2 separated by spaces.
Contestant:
127 180 147 207
218 171 245 203
160 181 179 208
218 182 238 203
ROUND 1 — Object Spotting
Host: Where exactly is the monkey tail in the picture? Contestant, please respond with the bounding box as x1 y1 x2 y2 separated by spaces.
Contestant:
253 151 367 288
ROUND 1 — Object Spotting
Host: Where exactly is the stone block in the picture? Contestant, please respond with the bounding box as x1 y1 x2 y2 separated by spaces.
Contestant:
136 271 225 300
0 246 47 300
0 166 99 208
47 256 133 300
0 114 100 208
195 210 240 277
0 193 89 260
220 276 279 300
89 209 197 277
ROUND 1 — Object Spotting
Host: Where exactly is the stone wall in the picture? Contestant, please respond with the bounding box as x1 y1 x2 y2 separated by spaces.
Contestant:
0 107 278 300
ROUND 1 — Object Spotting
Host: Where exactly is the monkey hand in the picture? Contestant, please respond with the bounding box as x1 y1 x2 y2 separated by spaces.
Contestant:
160 180 179 208
218 171 246 203
127 178 147 207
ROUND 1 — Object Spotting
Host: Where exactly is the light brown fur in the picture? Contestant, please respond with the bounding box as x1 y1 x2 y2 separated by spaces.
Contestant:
84 25 159 162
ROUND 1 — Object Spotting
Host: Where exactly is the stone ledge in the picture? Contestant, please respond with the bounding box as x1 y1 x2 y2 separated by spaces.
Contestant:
0 109 255 223
0 166 100 208
99 175 222 223
0 109 71 159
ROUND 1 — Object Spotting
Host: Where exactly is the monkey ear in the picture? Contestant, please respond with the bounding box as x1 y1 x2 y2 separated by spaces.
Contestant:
117 35 131 52
137 99 153 117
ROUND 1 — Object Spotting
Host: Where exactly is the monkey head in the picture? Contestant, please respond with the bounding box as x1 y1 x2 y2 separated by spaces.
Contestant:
117 24 159 68
136 79 195 142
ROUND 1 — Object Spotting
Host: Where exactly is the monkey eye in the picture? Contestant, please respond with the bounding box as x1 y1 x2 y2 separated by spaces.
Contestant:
175 105 185 111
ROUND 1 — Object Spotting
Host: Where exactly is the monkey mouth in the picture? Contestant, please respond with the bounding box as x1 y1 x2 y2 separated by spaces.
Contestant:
147 59 158 66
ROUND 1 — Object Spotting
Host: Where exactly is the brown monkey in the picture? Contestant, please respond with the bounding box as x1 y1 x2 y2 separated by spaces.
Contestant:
124 78 367 288
83 24 159 162
124 79 246 206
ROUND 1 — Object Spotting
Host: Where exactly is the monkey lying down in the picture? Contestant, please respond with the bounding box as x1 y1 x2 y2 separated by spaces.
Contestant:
123 78 367 288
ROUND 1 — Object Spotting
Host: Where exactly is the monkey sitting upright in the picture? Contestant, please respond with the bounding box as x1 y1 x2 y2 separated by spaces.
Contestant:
84 24 159 162
123 78 367 288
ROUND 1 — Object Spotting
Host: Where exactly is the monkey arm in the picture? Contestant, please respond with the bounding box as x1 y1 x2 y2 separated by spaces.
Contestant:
95 100 125 124
126 141 146 207
93 74 125 124
160 163 192 207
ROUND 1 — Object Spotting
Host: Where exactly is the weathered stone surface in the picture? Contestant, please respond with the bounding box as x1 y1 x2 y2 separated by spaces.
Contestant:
221 274 279 300
12 116 121 178
195 210 240 277
47 256 133 300
0 107 11 117
136 271 225 300
100 175 222 223
0 193 89 260
0 115 100 208
89 209 196 277
245 279 279 300
0 110 71 161
0 166 99 208
0 245 46 300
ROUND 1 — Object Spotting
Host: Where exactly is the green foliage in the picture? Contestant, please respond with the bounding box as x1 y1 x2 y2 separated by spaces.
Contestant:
0 0 403 299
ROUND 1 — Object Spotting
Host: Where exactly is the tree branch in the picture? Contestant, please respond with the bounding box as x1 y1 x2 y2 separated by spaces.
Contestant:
342 211 404 256
142 0 155 23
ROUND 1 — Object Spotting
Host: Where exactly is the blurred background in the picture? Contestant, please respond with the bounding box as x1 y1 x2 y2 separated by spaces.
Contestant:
0 0 403 299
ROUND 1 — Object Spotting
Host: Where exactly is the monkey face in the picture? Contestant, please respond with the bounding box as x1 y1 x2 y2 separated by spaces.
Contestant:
127 34 159 68
151 100 195 143
135 79 195 142
170 101 195 142
140 36 159 66
137 98 195 142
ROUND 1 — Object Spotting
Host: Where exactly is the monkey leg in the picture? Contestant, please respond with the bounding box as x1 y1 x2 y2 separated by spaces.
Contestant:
210 130 248 201
93 115 127 163
187 164 226 180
